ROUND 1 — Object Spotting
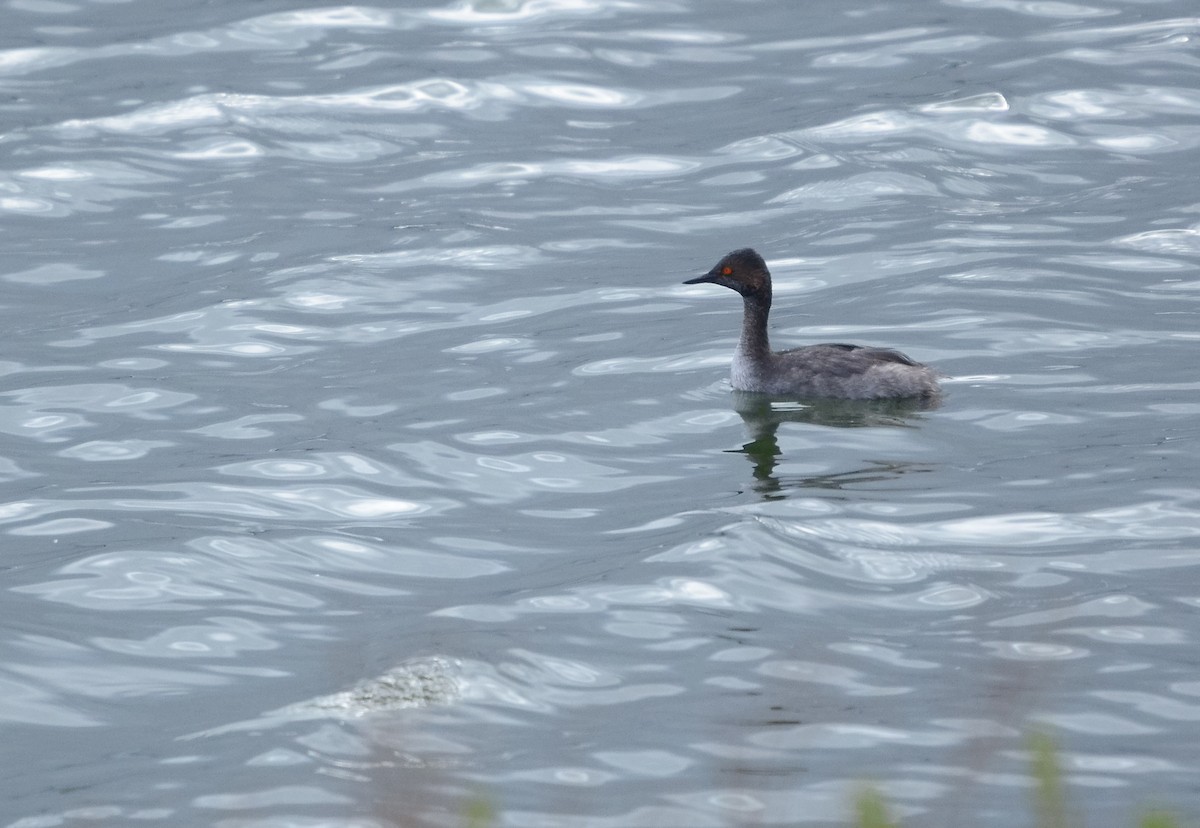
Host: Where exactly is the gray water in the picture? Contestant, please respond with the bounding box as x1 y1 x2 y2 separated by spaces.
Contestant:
2 1 1199 826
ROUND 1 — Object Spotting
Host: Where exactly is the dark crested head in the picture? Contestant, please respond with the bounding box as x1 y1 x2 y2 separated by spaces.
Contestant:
683 247 772 299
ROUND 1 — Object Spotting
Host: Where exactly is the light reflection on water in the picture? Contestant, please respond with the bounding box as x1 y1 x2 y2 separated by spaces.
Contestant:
1 0 1199 825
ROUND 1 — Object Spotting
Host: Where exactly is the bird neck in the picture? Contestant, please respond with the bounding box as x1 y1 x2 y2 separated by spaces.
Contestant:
738 292 772 361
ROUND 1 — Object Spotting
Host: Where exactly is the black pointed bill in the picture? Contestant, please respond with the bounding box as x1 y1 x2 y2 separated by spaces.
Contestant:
683 269 720 285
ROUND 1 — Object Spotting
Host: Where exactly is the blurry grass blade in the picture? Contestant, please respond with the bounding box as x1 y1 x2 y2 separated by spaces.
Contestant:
1139 811 1179 828
855 786 898 828
1030 731 1068 828
464 793 495 828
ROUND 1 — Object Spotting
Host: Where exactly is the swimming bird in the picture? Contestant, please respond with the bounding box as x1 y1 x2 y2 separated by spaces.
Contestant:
684 248 940 400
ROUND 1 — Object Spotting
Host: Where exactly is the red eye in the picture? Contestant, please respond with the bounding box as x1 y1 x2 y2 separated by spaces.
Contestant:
722 266 733 275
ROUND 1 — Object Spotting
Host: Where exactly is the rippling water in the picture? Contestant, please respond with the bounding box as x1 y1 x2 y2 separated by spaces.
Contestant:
3 0 1199 825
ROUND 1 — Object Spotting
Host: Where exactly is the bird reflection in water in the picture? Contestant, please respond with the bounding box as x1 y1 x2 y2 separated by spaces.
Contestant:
730 390 940 497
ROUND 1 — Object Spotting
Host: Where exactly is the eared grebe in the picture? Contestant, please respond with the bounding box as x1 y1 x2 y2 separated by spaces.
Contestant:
684 248 940 400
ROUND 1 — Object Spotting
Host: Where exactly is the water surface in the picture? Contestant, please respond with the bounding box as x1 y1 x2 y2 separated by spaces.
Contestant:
2 0 1199 825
